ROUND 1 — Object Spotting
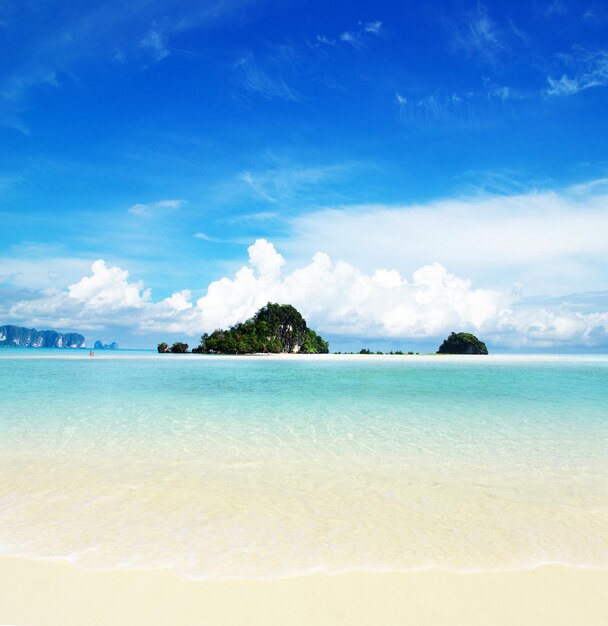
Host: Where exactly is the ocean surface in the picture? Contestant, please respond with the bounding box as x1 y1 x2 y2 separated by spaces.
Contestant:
0 350 607 579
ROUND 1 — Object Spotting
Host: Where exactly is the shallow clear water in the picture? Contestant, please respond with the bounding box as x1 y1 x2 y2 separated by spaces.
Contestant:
0 351 607 578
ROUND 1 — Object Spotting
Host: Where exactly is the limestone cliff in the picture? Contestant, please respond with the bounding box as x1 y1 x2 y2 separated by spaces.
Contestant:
0 325 86 348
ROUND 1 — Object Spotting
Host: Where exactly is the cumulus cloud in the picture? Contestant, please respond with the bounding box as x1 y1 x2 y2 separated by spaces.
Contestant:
7 260 152 330
4 240 608 348
68 259 151 310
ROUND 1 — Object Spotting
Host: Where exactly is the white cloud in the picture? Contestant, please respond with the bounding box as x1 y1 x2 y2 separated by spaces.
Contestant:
128 199 186 216
5 238 608 349
140 29 170 62
225 211 279 223
448 3 506 64
285 184 608 296
318 19 383 51
235 51 299 101
547 48 608 96
395 86 523 129
364 21 383 35
239 171 277 202
238 163 354 205
6 259 152 331
1 1 253 131
68 259 151 310
546 74 580 95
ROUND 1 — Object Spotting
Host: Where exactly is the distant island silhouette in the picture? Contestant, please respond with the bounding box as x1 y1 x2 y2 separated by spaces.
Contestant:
0 325 85 349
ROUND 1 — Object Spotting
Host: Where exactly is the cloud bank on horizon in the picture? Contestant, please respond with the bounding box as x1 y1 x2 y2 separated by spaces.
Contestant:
4 232 607 350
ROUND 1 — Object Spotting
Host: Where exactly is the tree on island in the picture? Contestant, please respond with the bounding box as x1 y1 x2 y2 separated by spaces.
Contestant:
196 303 329 354
437 332 488 355
170 342 189 353
157 342 169 353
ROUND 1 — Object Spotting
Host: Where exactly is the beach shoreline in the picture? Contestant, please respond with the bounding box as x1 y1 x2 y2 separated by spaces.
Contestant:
1 349 607 362
1 557 607 625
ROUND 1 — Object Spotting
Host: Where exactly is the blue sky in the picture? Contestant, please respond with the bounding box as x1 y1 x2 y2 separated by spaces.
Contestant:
1 0 608 350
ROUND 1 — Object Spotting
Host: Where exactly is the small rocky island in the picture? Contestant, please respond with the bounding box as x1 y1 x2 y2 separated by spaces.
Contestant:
0 325 85 348
93 340 119 350
437 332 488 355
158 303 329 354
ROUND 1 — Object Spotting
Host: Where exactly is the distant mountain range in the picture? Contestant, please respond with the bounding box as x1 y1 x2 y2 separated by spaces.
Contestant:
0 325 86 349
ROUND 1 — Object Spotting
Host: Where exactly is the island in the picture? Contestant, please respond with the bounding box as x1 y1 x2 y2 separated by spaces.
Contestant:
157 342 188 353
94 340 119 350
437 332 488 355
0 324 86 348
157 303 329 354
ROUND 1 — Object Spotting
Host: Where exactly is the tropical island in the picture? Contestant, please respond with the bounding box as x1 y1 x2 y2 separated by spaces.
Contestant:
158 303 329 354
437 332 488 355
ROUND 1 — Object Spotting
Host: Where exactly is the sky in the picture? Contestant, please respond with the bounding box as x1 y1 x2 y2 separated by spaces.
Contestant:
1 0 608 351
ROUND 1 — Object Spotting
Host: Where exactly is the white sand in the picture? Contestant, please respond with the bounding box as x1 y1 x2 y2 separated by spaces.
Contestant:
3 351 607 362
1 558 607 625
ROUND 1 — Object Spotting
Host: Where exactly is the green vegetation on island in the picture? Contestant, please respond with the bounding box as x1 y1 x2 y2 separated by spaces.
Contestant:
194 303 329 354
156 303 328 355
437 332 488 355
354 349 418 355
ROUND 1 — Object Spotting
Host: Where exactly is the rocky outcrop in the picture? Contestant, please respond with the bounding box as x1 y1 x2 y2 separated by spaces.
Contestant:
0 325 86 348
437 332 488 355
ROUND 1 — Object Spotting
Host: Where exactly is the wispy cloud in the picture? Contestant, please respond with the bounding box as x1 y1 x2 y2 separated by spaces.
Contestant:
234 211 278 221
543 0 569 17
0 0 253 131
238 163 356 204
128 199 187 217
454 167 545 196
315 20 383 51
394 85 523 130
141 29 170 63
546 47 608 95
446 3 509 65
235 51 300 101
239 171 278 202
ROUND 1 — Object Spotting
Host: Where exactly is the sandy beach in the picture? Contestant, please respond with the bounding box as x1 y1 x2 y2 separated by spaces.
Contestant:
2 354 607 625
1 557 607 626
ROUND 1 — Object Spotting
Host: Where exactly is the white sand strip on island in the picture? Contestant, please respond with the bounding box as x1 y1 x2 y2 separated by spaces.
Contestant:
1 558 607 626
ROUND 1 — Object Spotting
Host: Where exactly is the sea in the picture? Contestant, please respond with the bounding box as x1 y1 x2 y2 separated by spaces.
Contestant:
0 350 607 579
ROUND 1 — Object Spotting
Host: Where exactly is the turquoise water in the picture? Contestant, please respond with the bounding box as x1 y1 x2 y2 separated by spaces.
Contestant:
0 351 607 577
